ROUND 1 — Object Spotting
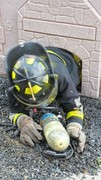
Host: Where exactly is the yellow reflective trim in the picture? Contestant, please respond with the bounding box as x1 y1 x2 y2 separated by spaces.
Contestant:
73 54 82 84
66 111 84 120
15 85 20 92
47 50 66 66
14 61 21 69
73 54 81 65
43 75 49 83
26 57 35 64
32 85 42 94
25 85 42 95
25 87 32 95
13 113 24 124
12 71 16 79
39 62 45 69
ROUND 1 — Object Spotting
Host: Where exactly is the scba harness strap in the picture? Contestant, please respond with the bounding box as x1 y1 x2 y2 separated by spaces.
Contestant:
47 50 67 66
47 48 82 88
47 49 81 69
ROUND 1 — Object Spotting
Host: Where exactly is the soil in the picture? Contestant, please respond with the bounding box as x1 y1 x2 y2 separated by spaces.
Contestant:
0 77 101 180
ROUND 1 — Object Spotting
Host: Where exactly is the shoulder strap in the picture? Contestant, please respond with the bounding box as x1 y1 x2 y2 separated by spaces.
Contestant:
47 50 66 66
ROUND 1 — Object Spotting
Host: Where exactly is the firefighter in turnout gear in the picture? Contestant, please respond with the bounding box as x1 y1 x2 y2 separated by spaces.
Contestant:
6 41 86 153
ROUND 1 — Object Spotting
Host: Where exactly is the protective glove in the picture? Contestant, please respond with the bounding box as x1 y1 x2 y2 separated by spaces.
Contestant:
9 114 43 147
67 125 86 153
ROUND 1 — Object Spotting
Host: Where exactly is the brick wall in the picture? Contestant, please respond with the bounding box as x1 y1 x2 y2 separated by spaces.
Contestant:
0 0 101 98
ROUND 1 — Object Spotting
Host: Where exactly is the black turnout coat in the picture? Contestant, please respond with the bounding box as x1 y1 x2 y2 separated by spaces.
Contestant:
7 46 83 127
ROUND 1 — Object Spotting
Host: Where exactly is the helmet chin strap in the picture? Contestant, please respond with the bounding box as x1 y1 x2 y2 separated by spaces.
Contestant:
28 81 36 101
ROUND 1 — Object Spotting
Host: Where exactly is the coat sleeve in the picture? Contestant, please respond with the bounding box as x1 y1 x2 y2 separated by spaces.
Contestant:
56 66 84 128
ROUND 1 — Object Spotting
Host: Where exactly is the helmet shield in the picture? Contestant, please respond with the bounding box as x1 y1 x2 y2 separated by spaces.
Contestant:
5 42 58 108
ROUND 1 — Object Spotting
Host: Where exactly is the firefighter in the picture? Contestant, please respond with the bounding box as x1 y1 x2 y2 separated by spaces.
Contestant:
5 41 86 153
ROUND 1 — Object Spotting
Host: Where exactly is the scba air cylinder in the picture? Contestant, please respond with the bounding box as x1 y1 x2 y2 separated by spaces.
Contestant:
40 113 70 152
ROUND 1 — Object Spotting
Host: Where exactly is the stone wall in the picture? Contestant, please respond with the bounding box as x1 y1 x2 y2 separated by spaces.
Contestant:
0 0 101 98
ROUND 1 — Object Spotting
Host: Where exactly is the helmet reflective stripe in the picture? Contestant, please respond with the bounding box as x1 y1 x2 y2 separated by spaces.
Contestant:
15 85 20 92
25 85 42 95
14 61 21 69
43 75 49 83
39 62 45 70
12 71 16 79
26 57 35 64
